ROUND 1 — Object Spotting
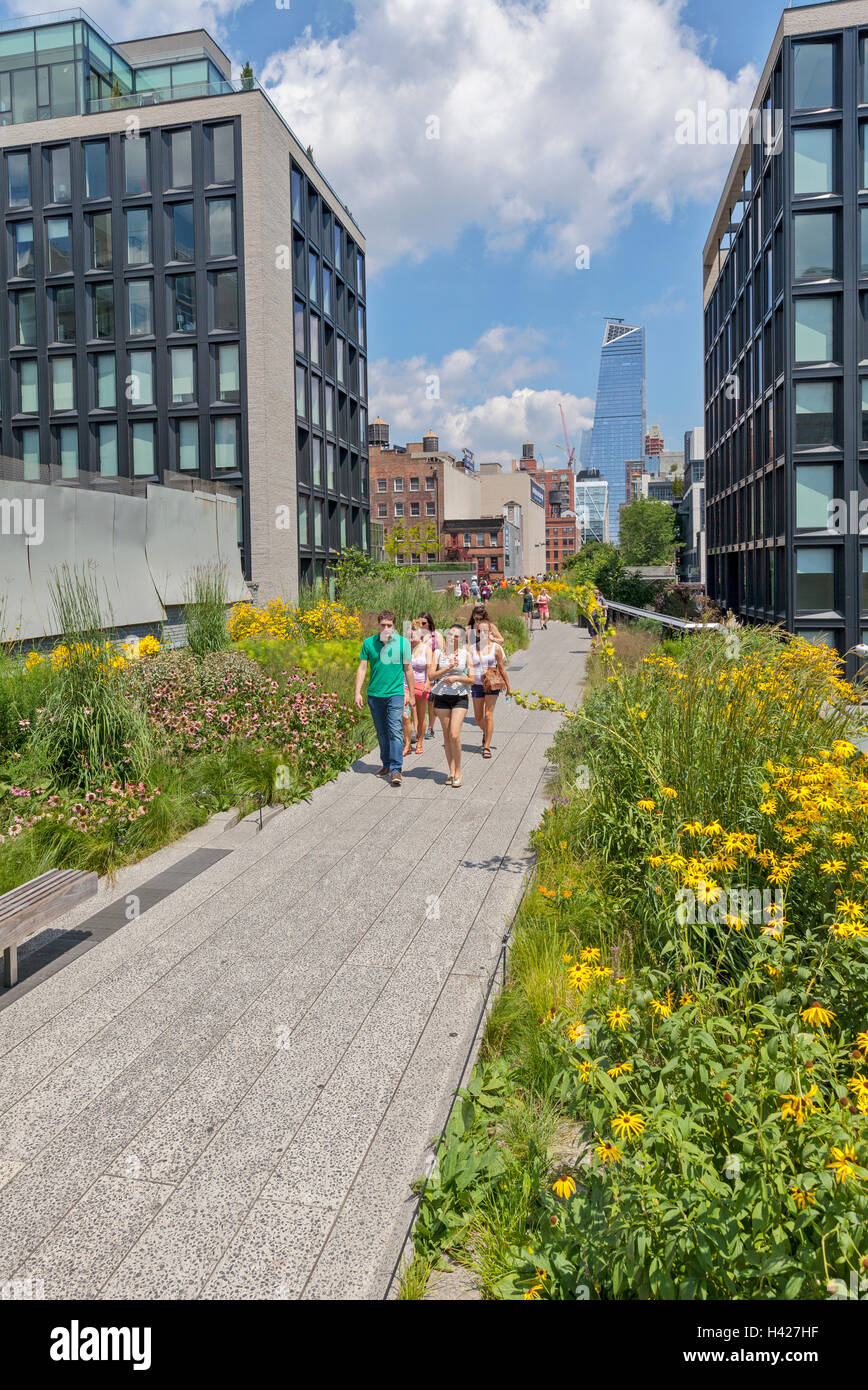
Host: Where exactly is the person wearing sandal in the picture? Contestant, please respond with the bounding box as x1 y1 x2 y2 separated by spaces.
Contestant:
408 622 431 755
467 619 510 757
428 623 473 787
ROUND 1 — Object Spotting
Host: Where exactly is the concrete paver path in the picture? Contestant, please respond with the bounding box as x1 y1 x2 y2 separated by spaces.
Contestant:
0 622 588 1300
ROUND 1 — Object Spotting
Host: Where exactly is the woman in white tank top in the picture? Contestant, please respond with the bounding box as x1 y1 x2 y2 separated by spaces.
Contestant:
467 620 511 758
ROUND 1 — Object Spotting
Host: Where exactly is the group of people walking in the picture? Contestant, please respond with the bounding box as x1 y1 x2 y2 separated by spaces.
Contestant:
354 606 511 788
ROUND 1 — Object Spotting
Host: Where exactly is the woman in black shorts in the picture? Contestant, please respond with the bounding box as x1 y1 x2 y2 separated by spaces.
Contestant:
427 623 473 787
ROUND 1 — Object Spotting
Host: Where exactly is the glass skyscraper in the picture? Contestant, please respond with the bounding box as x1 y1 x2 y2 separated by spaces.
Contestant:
588 319 646 542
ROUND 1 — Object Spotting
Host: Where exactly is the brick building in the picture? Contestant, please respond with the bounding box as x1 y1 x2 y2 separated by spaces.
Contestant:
368 424 479 563
441 512 522 578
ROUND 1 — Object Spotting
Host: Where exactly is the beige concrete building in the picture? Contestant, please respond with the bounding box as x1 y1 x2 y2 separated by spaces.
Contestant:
0 11 369 601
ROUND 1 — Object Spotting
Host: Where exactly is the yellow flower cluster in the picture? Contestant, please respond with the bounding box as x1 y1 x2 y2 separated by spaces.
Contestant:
227 597 362 644
25 634 161 673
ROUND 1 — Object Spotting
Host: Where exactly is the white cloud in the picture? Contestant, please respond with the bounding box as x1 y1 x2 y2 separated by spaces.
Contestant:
370 325 594 465
261 0 759 273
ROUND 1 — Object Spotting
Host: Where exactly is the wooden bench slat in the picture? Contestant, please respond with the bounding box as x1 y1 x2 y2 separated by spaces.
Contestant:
0 870 92 919
1 870 99 986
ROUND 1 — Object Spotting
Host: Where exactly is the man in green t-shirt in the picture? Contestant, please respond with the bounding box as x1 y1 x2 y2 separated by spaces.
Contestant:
354 610 414 787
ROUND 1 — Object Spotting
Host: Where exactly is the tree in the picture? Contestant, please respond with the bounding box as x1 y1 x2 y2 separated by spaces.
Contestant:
619 498 677 565
240 61 254 90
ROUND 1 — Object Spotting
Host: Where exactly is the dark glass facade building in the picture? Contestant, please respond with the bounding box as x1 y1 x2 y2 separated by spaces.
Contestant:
704 2 868 675
588 318 646 543
290 157 369 587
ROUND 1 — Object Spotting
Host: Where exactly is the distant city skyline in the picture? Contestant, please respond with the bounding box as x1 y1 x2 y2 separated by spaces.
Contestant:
588 320 647 543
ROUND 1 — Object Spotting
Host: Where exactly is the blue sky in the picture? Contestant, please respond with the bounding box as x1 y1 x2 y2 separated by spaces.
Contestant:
3 0 809 463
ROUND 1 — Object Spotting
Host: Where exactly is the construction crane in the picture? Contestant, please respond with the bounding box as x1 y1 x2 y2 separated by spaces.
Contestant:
558 403 576 470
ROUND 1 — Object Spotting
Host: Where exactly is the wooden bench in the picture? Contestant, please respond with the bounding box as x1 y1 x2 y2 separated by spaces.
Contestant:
0 869 99 989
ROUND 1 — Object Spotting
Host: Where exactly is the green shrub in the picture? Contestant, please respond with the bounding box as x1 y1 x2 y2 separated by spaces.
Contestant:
184 565 230 656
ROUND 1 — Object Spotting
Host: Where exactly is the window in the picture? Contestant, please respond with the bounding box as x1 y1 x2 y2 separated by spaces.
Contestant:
327 444 336 489
312 437 322 486
394 502 404 517
48 146 71 203
212 270 238 330
357 250 364 296
793 128 835 195
7 152 30 208
323 265 332 316
410 502 420 517
13 221 34 277
336 336 345 385
298 496 309 545
796 464 835 529
52 285 75 341
217 344 239 401
87 209 111 269
18 359 38 413
168 129 192 188
357 304 366 348
208 198 234 257
128 351 154 407
291 166 303 225
171 203 195 262
795 547 835 612
377 477 387 492
131 420 155 476
425 477 436 490
794 297 835 363
393 477 404 491
170 347 195 404
793 41 836 110
426 501 435 516
98 422 118 476
51 356 74 411
310 375 321 427
125 207 151 266
310 312 320 366
18 427 40 479
477 533 485 547
95 354 115 408
294 299 306 354
314 499 324 547
795 381 835 447
862 379 868 443
409 476 420 491
295 364 306 417
171 275 196 333
333 221 342 270
463 533 471 547
93 282 114 339
58 425 78 479
325 383 334 432
308 250 318 303
128 280 153 337
84 142 108 200
46 217 71 274
211 124 235 183
124 134 149 195
377 503 387 518
214 416 239 470
177 418 199 471
794 211 836 278
359 356 367 398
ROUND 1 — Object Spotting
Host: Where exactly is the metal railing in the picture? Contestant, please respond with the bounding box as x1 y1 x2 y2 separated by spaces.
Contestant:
599 598 723 632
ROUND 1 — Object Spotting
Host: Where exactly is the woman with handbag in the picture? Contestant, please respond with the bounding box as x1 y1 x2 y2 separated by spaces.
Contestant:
467 619 510 758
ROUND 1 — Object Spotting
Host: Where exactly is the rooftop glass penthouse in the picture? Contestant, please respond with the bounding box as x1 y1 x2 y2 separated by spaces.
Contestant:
0 9 232 126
